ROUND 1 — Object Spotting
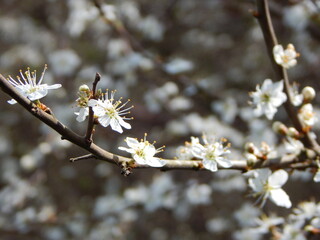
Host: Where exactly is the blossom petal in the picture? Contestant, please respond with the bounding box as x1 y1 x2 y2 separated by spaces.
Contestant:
117 117 131 129
98 115 111 127
216 157 233 168
46 84 62 89
118 146 135 154
268 170 288 188
110 118 124 133
126 137 140 148
7 99 17 104
314 171 320 182
88 99 98 107
270 188 292 208
145 157 166 167
75 107 89 122
191 144 205 159
203 160 218 172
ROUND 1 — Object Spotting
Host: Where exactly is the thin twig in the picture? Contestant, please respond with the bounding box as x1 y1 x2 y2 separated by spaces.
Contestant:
70 154 98 162
85 72 101 144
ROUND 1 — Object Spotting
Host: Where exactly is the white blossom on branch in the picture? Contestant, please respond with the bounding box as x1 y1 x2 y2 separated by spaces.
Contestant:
298 103 317 128
250 79 287 120
88 90 133 133
74 84 91 122
118 135 166 167
7 65 61 104
191 135 232 172
273 43 299 69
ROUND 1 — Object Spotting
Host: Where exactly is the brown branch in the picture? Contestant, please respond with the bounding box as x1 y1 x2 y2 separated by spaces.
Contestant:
255 0 320 154
0 73 318 173
85 72 101 143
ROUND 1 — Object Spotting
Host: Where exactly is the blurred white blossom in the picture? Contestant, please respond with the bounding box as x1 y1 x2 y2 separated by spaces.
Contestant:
49 49 81 76
250 79 287 120
248 169 291 208
164 58 194 75
298 103 317 127
273 44 299 69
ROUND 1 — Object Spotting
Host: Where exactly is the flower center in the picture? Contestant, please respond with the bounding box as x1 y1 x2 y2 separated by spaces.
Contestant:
261 93 270 103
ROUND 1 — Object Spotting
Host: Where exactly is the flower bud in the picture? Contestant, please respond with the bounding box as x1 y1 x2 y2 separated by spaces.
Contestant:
288 127 300 139
79 84 90 92
244 142 256 154
302 86 316 102
246 153 257 167
272 121 288 135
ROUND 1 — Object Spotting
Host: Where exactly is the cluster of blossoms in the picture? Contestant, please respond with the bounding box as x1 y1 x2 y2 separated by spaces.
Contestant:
250 43 316 123
7 65 61 105
249 44 299 120
236 201 320 240
176 134 232 172
244 142 276 164
74 86 133 134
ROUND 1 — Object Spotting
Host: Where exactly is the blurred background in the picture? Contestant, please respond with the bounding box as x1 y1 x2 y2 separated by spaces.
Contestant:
0 0 320 239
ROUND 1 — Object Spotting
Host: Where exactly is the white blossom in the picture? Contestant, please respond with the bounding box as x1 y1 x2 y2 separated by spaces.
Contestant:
49 49 81 77
88 91 132 133
101 4 117 22
164 58 194 75
273 43 299 69
298 103 317 127
75 107 89 122
7 65 61 104
284 137 304 155
290 83 303 107
176 137 200 160
254 214 284 234
118 136 166 167
74 84 91 122
250 79 287 120
191 135 232 172
248 169 292 208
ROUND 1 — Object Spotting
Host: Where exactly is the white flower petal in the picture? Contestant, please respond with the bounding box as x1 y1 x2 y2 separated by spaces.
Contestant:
145 157 166 167
46 84 62 89
88 99 98 107
203 160 218 172
126 138 140 148
270 188 292 208
98 115 111 127
216 157 233 168
110 118 124 133
7 99 17 104
268 170 288 188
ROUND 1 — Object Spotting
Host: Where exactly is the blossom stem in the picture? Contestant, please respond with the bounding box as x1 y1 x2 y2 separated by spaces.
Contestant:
85 72 101 144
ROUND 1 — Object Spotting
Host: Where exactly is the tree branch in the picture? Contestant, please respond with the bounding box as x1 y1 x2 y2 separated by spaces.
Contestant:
0 73 318 173
255 0 320 154
85 72 101 144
